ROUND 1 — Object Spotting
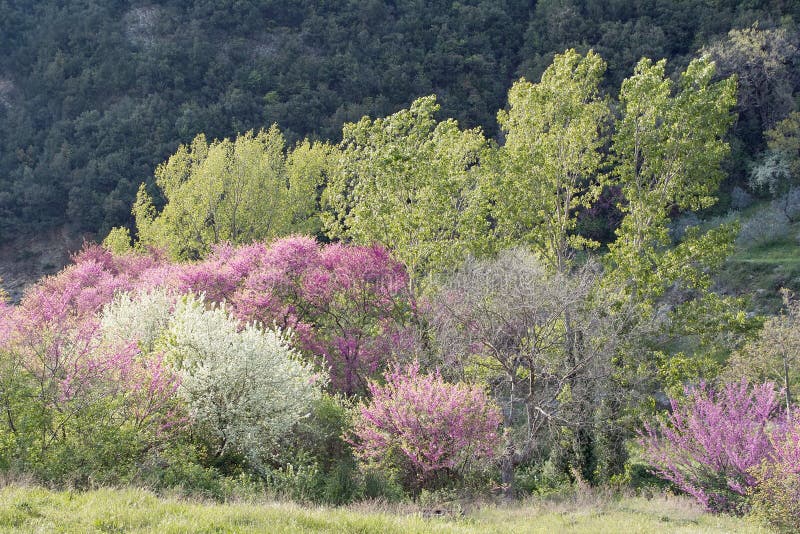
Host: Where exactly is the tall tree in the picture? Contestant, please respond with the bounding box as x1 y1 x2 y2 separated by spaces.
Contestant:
127 127 330 260
600 56 746 477
724 289 800 415
431 249 623 494
322 95 494 285
495 49 610 274
607 56 738 300
491 50 612 481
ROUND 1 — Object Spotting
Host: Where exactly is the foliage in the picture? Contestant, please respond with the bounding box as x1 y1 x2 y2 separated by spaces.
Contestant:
495 49 610 272
101 288 175 354
102 226 134 254
130 128 330 260
608 56 737 294
749 150 793 196
730 186 754 210
703 24 799 134
748 419 800 533
767 111 800 180
603 55 746 428
1 1 797 246
351 361 502 490
640 381 781 513
323 95 494 281
724 290 800 413
0 279 182 485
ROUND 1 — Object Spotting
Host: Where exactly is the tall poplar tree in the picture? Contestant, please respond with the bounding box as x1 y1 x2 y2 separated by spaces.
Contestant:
608 56 738 302
322 95 494 285
598 57 745 478
495 49 610 274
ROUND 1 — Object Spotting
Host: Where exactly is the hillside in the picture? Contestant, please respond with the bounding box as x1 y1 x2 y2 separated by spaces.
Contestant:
1 0 798 254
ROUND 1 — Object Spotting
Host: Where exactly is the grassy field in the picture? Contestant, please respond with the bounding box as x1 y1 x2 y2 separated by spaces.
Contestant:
0 484 769 533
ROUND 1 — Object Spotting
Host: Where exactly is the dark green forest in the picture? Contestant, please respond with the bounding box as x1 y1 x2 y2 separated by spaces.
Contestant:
1 0 798 244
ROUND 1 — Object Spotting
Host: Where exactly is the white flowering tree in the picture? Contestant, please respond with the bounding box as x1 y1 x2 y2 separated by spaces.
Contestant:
100 291 324 466
101 289 175 353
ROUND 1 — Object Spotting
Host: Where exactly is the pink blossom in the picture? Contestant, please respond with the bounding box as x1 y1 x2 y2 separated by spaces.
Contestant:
640 380 782 513
351 361 502 486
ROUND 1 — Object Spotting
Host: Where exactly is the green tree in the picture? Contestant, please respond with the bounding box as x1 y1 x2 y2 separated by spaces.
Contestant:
101 226 133 255
607 56 738 300
597 56 744 479
322 95 493 284
125 127 328 259
767 111 800 178
286 140 335 237
495 49 610 273
491 49 613 482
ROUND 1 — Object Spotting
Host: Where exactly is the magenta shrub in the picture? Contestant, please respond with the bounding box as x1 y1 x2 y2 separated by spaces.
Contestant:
640 380 781 513
351 361 502 488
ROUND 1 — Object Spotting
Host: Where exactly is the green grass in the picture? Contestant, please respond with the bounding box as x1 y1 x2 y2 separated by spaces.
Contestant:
0 484 769 533
713 202 800 313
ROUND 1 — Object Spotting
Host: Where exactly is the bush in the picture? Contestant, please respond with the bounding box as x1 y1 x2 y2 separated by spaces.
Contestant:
774 187 800 222
178 237 419 396
749 421 800 532
0 304 182 486
736 207 790 248
748 150 792 196
730 186 754 210
351 361 502 492
165 295 324 470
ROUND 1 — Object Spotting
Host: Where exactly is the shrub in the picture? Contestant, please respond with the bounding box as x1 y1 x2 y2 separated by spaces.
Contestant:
0 306 181 485
774 187 800 222
640 380 780 513
749 150 792 196
749 419 800 532
736 206 790 248
730 186 754 210
165 295 323 470
351 361 502 491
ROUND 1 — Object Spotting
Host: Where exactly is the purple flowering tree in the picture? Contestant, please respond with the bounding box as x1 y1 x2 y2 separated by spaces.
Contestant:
179 236 418 395
351 361 502 490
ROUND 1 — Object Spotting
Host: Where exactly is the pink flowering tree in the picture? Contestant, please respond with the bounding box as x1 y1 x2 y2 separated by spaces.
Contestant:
350 361 502 490
179 236 418 395
640 380 782 513
0 246 182 482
